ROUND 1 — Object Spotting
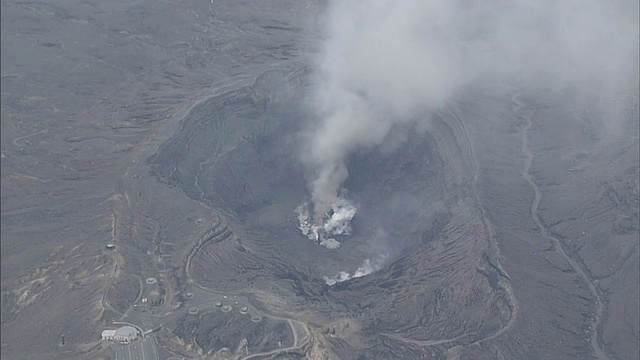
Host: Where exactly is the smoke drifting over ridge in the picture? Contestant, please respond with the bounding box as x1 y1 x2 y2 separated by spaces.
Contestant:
301 0 638 225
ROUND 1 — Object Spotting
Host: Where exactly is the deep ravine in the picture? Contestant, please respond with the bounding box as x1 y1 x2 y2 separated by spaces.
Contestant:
513 93 611 360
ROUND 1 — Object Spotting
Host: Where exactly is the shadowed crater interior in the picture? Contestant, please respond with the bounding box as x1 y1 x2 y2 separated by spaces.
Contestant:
149 68 507 359
150 68 451 269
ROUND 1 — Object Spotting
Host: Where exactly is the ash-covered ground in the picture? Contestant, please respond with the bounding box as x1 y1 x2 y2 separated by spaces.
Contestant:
1 1 638 360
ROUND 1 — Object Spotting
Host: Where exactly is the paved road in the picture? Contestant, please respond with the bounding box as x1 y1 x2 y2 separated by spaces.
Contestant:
112 336 159 360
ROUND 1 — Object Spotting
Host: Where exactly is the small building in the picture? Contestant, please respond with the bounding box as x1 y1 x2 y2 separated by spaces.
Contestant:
101 329 116 341
101 325 140 344
105 243 116 250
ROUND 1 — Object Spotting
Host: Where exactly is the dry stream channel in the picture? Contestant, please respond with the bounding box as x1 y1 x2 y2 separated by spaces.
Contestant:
515 93 610 360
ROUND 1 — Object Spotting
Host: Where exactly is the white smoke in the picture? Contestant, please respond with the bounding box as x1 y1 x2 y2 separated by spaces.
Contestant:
302 0 638 224
324 256 387 285
321 198 357 236
296 198 357 249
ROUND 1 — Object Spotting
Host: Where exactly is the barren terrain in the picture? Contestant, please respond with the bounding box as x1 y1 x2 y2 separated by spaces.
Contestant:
1 1 638 360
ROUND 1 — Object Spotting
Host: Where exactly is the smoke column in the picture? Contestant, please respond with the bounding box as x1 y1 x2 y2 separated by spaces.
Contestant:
296 199 356 248
298 0 638 244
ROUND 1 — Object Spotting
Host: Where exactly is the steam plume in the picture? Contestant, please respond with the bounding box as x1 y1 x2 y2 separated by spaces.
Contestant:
296 199 357 249
302 0 638 227
324 256 388 285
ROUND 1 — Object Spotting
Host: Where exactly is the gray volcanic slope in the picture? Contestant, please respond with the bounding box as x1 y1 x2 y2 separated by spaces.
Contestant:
1 1 638 360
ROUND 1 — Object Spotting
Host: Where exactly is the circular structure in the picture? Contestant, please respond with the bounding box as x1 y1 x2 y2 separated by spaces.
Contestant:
221 305 232 313
239 306 249 314
250 315 262 323
146 277 158 285
184 292 194 299
214 301 222 307
188 307 199 315
105 244 116 250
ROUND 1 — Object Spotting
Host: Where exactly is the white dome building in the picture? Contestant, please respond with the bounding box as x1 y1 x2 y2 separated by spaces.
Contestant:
101 325 140 344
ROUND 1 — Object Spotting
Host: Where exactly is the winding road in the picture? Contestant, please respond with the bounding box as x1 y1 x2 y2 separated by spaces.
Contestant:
513 93 610 360
12 129 48 147
186 283 311 360
240 319 304 360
